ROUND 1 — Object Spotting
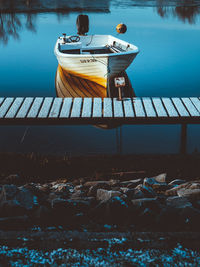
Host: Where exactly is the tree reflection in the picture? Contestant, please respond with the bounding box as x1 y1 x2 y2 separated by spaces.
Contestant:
156 0 200 24
0 12 36 44
0 0 200 44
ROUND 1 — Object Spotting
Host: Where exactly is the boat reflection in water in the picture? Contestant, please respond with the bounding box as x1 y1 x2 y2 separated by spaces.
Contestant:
55 64 135 130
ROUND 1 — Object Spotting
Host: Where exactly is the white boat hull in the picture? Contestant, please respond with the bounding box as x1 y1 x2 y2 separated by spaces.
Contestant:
54 35 139 88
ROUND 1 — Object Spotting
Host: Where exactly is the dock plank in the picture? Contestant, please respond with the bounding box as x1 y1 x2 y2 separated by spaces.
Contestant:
172 98 190 117
5 97 24 118
0 98 14 118
162 98 179 117
0 98 4 106
103 98 113 117
123 98 134 118
152 98 168 117
82 98 92 118
190 97 200 113
181 98 200 117
60 98 73 118
16 97 34 118
38 97 53 118
70 98 82 118
27 98 44 118
49 98 63 118
93 98 102 118
113 98 124 117
133 98 145 117
142 98 157 117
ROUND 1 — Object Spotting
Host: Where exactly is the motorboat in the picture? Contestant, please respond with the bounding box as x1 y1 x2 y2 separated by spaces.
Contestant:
55 64 135 98
54 15 139 88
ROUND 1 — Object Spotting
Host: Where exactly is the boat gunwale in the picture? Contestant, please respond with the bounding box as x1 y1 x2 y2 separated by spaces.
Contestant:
54 34 139 58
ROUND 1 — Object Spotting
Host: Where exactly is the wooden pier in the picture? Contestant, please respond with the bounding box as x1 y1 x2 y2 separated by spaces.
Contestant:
0 97 200 125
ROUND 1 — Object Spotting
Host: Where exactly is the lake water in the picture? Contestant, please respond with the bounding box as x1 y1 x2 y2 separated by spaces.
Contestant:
0 0 200 155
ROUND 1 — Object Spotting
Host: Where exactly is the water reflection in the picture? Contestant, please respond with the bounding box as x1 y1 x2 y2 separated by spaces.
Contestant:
0 13 36 44
55 65 134 132
156 1 200 24
0 0 200 44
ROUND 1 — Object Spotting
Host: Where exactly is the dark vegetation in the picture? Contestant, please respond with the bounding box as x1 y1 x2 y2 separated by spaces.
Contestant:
0 152 200 183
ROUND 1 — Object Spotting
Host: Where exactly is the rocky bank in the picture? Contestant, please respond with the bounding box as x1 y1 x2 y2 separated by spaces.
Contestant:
1 173 200 231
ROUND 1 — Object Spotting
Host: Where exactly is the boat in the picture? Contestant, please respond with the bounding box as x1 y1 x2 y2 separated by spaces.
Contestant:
54 15 139 88
55 64 135 98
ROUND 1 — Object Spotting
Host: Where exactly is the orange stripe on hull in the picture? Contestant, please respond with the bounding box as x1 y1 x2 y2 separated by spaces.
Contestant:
61 67 107 88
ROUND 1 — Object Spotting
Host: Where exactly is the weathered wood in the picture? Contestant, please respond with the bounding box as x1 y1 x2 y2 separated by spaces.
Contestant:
142 98 157 117
123 98 134 118
71 98 82 118
27 98 43 118
16 97 34 118
162 98 179 117
172 98 190 117
38 97 54 118
0 98 4 106
49 98 63 118
0 98 14 118
60 98 73 118
103 98 113 117
82 98 92 118
133 98 145 117
113 98 124 118
152 98 168 117
190 97 200 113
5 97 24 118
0 97 199 125
92 98 102 118
181 98 200 117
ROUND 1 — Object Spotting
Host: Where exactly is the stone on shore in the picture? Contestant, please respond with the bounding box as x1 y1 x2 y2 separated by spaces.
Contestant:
96 189 123 201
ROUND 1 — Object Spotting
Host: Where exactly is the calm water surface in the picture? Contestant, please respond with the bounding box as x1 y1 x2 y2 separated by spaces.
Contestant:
0 0 200 155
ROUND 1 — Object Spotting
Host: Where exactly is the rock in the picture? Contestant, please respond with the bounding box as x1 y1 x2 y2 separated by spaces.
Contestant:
135 185 156 198
177 189 200 200
108 179 120 187
166 196 192 209
0 184 18 202
120 187 129 194
0 185 37 211
84 181 110 187
125 188 145 200
153 173 167 183
165 183 188 196
120 179 142 188
16 186 38 210
70 190 86 199
168 179 186 186
51 183 74 195
131 198 160 212
105 196 130 224
87 182 110 197
143 178 168 191
96 189 123 201
89 196 129 224
1 174 21 185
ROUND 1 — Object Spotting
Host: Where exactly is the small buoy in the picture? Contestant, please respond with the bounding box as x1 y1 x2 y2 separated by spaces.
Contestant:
116 23 127 34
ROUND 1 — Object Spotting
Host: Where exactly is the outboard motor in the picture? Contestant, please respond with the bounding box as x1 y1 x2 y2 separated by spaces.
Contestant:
76 15 89 35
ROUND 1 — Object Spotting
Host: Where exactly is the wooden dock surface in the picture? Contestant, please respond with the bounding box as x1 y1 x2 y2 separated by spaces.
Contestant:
0 97 200 125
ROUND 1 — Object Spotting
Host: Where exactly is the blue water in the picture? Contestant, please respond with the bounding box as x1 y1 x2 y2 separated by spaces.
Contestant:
0 0 200 155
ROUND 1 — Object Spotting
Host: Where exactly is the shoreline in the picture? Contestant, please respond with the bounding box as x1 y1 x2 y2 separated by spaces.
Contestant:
0 152 200 182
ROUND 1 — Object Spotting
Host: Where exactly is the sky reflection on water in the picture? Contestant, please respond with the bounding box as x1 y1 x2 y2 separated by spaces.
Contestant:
0 0 200 155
